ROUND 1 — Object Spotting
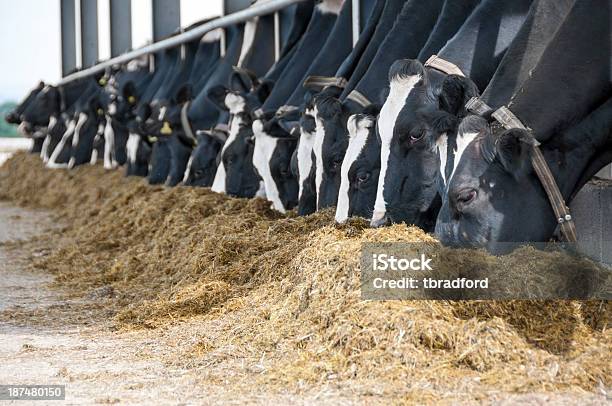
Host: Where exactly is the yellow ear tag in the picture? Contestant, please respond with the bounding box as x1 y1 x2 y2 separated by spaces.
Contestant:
148 136 158 143
160 121 172 135
97 108 104 116
128 96 136 104
98 78 107 86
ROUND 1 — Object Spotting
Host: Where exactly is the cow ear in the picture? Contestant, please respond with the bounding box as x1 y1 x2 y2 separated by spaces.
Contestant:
439 75 480 117
230 67 258 93
36 81 45 90
496 129 532 179
207 85 229 111
175 84 193 104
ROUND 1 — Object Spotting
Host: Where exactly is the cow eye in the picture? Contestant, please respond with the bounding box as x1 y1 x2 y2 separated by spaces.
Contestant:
332 159 343 170
279 167 289 177
456 188 477 209
410 131 426 143
194 169 204 178
357 172 370 183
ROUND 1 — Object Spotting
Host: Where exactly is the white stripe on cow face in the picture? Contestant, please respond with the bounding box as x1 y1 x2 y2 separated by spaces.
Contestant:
336 114 372 223
41 116 58 162
448 130 479 184
297 111 315 200
436 133 448 188
90 121 105 165
211 113 242 194
68 112 89 169
371 74 421 225
47 119 76 169
108 102 117 116
103 116 116 169
158 106 167 121
182 155 194 184
238 17 259 68
252 120 284 212
312 105 325 210
212 93 247 193
126 132 140 165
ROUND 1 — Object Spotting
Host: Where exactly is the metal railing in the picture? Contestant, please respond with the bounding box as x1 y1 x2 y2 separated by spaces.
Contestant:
58 0 305 86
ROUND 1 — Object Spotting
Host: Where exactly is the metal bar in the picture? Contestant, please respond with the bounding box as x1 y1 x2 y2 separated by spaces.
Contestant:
58 0 304 85
152 0 180 41
80 0 99 68
110 0 132 56
352 0 360 46
273 11 281 61
60 0 77 75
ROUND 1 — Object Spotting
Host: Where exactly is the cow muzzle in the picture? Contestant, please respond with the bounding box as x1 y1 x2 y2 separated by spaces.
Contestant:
370 211 390 228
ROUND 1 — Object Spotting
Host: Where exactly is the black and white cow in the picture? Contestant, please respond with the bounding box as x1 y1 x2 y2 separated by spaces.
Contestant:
335 107 380 222
435 0 612 247
208 75 271 198
182 128 227 187
5 81 45 153
371 0 534 229
252 112 298 212
371 0 577 230
312 0 446 211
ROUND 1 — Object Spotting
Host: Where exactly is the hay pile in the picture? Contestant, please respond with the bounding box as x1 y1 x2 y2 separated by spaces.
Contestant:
0 152 609 402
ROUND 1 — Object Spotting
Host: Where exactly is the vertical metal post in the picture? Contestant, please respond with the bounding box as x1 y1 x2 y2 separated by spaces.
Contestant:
352 0 360 46
60 0 77 75
110 0 132 56
152 0 180 41
80 0 99 68
273 12 281 61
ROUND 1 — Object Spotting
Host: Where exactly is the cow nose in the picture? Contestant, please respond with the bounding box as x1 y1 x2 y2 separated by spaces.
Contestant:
370 211 390 228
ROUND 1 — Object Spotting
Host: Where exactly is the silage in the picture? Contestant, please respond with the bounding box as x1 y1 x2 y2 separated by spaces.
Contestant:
0 152 609 401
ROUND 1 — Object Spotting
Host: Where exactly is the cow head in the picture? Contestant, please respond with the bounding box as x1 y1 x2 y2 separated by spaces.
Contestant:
335 107 380 223
292 98 317 216
21 85 61 129
435 119 554 248
371 59 478 231
312 87 351 209
5 81 44 125
69 93 107 167
208 73 272 198
183 128 227 187
252 113 299 213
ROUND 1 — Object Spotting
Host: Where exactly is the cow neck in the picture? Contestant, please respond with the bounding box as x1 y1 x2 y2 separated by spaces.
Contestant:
436 0 534 89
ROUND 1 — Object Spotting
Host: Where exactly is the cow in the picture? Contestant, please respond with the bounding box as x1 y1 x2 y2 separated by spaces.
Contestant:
334 106 380 222
371 0 534 229
371 0 578 230
252 112 298 212
46 69 115 169
289 0 408 216
333 0 483 222
208 70 272 197
434 0 612 248
5 81 45 153
312 0 446 211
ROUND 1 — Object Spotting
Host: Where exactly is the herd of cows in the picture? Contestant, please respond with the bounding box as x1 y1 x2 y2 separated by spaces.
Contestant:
4 0 612 250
